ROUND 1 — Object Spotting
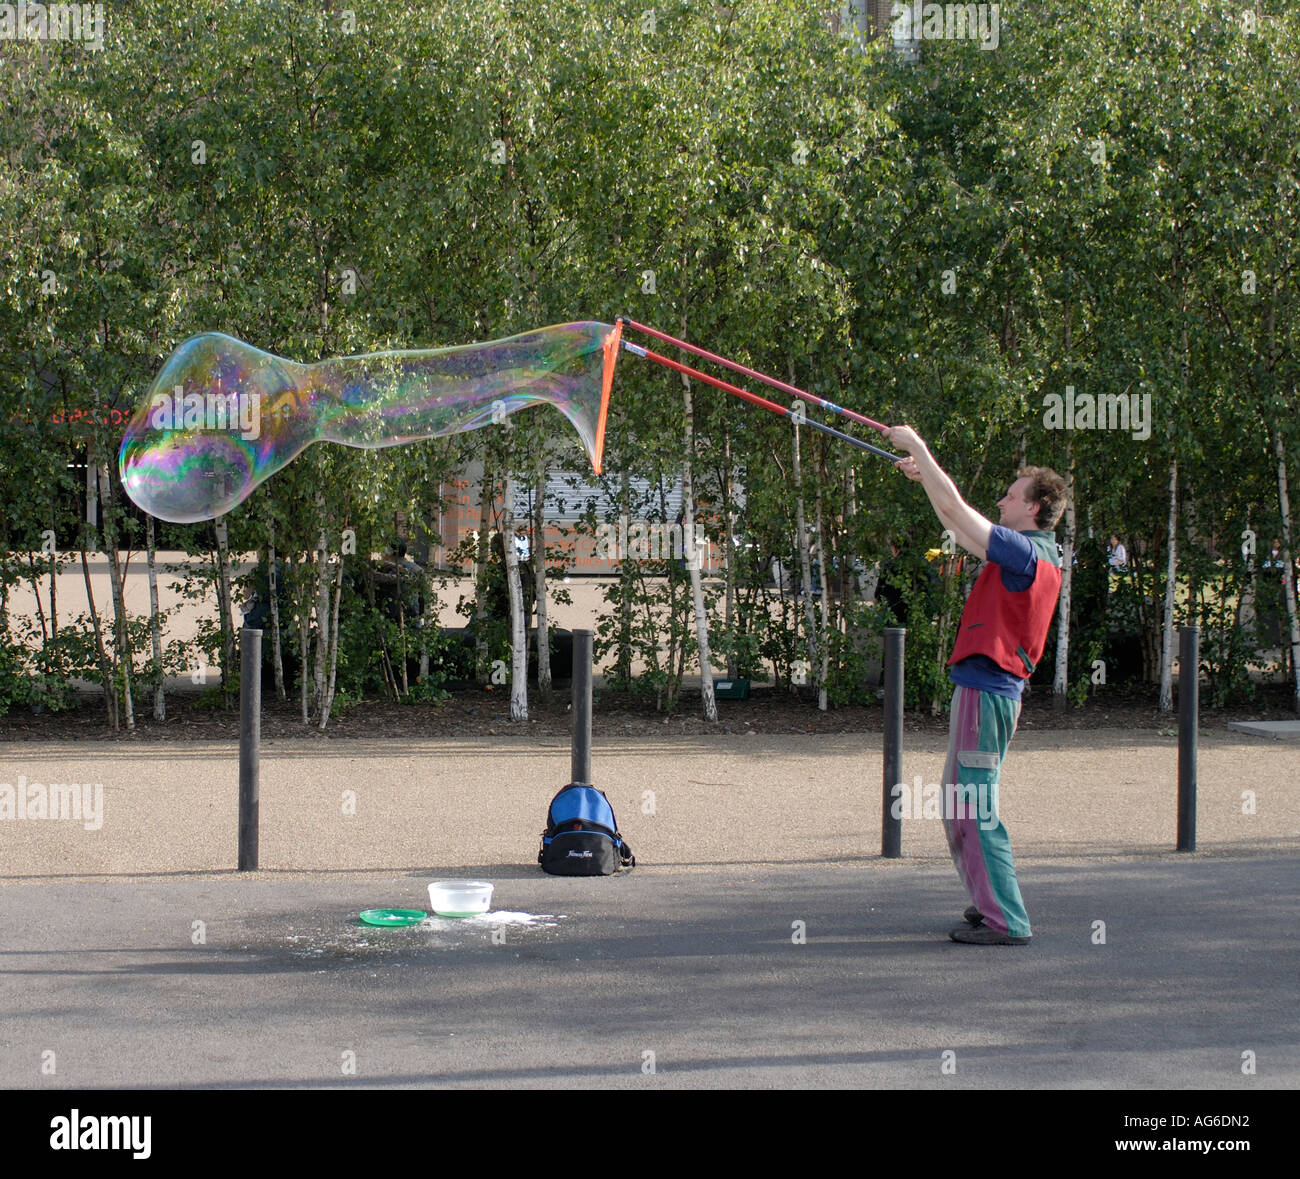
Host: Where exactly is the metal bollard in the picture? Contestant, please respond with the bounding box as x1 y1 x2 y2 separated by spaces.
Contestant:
1177 625 1198 852
571 629 593 786
238 628 262 870
882 627 905 859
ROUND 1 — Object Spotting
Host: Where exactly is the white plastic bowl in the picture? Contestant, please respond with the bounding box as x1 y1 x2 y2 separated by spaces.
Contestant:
427 880 494 917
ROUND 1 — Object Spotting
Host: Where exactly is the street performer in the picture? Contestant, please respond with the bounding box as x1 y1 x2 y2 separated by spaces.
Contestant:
887 425 1067 946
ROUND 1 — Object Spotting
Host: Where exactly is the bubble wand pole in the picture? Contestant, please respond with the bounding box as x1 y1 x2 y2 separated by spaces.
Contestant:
622 340 899 463
618 316 890 435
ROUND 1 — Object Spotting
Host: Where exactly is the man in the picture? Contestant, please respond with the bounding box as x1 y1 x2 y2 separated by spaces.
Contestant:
887 425 1067 946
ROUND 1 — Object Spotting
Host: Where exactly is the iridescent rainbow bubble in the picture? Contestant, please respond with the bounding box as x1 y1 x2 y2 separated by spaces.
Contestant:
119 321 621 524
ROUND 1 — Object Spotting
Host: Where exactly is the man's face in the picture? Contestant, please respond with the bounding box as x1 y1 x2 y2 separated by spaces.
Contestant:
997 477 1040 531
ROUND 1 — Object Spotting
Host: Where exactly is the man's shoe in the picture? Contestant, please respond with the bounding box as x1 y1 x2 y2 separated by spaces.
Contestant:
950 922 1031 946
963 905 983 926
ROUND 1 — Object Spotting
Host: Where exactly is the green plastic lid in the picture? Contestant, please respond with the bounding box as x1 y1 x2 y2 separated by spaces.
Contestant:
358 908 426 927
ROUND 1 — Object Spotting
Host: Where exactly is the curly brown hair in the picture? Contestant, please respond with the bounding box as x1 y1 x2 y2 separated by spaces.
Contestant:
1016 466 1068 529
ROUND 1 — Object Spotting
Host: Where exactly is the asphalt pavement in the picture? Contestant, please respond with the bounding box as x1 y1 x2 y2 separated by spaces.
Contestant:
1 730 1296 1090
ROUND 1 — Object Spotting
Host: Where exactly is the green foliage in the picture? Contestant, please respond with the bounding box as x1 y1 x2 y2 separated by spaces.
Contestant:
0 628 80 716
825 599 890 708
0 635 28 717
1196 571 1258 709
901 575 961 714
2 0 1298 719
593 557 703 711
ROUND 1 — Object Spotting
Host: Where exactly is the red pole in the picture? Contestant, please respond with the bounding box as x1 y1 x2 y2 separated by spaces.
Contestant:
624 341 899 463
618 316 890 434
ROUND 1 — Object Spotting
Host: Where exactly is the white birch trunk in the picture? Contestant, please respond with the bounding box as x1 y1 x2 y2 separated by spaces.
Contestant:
214 515 234 708
1053 452 1076 707
268 517 285 700
474 457 495 685
98 464 134 731
724 432 738 679
533 460 551 701
616 466 634 684
1272 428 1300 711
313 528 330 717
80 540 115 727
146 515 164 720
815 488 830 711
398 565 409 697
419 577 432 684
503 471 528 720
792 424 817 686
679 367 717 721
320 545 345 729
1158 458 1179 712
1161 262 1190 712
47 529 57 642
27 554 49 644
298 555 310 725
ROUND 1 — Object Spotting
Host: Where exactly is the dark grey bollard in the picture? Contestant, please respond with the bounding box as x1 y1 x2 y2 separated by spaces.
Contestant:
1177 625 1198 852
571 629 593 786
882 627 905 859
239 628 262 870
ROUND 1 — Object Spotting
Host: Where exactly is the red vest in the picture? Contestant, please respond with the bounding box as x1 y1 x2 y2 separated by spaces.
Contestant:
948 543 1062 678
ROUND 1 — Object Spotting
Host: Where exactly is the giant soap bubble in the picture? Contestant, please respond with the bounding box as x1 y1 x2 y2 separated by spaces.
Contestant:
119 321 621 523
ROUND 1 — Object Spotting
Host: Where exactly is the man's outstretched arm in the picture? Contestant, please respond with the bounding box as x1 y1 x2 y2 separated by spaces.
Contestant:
886 425 992 561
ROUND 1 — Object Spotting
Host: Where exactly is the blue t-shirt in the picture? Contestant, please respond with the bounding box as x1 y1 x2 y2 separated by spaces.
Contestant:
949 526 1060 701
